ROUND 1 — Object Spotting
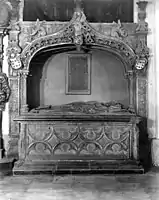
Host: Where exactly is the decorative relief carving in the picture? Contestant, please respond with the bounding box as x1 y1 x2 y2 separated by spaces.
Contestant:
110 20 128 39
0 72 11 111
7 21 22 70
25 122 133 159
28 19 47 42
137 77 147 117
7 0 149 167
135 38 149 70
20 9 136 70
7 78 20 157
136 1 148 33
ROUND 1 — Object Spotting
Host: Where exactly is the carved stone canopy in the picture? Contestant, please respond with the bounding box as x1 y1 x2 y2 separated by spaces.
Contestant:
20 9 137 73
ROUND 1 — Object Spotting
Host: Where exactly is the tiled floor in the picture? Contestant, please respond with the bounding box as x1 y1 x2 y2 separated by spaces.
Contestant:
0 171 159 200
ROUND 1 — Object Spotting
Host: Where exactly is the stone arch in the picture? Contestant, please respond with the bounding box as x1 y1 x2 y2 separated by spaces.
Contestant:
20 9 136 73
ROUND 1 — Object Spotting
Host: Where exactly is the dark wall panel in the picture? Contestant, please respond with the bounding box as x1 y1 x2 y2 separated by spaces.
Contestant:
23 0 133 22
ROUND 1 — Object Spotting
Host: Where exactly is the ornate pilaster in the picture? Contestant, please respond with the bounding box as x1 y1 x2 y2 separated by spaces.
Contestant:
20 70 29 114
126 71 135 112
134 1 149 117
7 20 22 74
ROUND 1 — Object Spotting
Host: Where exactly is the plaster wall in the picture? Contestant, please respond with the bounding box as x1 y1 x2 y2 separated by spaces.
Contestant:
27 50 129 108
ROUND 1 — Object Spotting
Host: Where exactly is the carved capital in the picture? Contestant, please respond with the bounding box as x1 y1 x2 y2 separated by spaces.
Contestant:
0 72 11 111
20 70 29 78
126 71 134 79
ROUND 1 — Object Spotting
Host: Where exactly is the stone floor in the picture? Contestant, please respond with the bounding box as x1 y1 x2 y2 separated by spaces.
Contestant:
0 170 159 200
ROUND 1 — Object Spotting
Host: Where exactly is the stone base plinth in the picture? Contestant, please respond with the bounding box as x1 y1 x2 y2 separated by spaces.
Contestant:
0 158 14 176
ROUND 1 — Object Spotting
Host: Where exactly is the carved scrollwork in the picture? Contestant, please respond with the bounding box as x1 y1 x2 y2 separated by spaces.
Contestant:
21 9 136 71
0 72 11 110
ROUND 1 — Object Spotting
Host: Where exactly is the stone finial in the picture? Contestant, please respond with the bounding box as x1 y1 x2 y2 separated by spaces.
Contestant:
136 1 148 25
74 0 83 12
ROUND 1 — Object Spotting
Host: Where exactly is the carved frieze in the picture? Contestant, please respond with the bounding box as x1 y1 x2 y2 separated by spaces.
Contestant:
25 122 134 160
20 10 136 71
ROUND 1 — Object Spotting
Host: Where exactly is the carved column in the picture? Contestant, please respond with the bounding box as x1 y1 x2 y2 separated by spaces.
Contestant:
126 71 135 112
0 28 4 159
20 71 29 114
7 20 23 158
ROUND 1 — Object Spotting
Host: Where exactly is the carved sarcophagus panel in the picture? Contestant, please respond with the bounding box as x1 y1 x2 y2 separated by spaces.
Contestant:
17 114 138 165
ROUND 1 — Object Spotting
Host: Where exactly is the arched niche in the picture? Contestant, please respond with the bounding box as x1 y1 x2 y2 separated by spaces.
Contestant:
27 47 129 110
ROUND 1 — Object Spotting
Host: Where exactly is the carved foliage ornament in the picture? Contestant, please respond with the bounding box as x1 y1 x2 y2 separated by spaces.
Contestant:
0 72 11 110
21 10 136 70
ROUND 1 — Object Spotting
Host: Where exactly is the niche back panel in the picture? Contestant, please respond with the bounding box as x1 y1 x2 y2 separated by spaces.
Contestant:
66 54 91 95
